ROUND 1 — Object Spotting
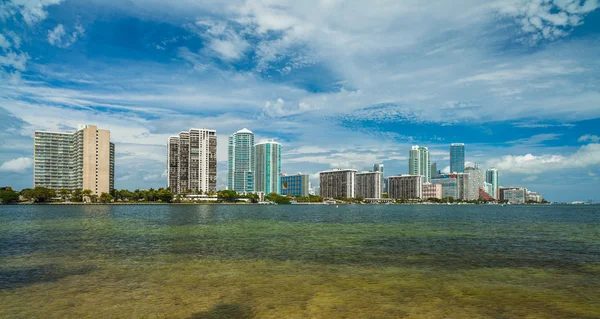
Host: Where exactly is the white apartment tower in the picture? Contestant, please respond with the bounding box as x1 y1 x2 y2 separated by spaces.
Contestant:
355 171 383 199
34 125 115 195
168 128 217 195
388 175 423 199
409 146 431 183
319 169 357 199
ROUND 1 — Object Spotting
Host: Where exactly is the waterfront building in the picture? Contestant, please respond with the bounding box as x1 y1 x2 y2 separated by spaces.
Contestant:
34 124 115 195
485 168 499 199
422 183 442 199
281 173 309 197
409 146 431 182
431 174 458 199
228 128 255 194
167 128 217 195
430 162 438 178
527 191 543 202
450 143 465 173
388 175 423 199
383 177 388 194
254 139 281 194
355 171 383 199
499 187 527 204
484 182 494 198
465 166 484 201
319 169 357 199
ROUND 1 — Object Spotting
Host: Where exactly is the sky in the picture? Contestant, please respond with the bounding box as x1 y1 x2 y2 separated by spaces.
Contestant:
0 0 599 202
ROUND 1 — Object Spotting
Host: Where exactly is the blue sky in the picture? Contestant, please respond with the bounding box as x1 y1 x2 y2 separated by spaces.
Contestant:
1 0 599 201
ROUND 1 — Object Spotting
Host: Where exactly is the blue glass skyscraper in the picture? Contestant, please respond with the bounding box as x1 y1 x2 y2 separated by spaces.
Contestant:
450 143 465 173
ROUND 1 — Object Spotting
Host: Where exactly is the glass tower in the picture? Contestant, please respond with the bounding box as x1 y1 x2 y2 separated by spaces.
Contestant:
409 146 431 182
254 139 281 194
486 168 499 199
228 128 255 193
450 143 465 173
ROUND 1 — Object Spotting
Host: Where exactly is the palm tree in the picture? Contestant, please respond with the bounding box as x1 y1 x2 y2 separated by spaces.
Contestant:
60 189 70 202
82 189 93 203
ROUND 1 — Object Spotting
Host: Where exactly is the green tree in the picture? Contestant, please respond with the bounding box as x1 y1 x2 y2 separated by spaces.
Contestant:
99 192 113 203
266 193 291 205
59 189 70 202
82 189 93 203
217 190 238 202
157 188 174 203
72 189 83 202
354 196 365 203
0 187 20 204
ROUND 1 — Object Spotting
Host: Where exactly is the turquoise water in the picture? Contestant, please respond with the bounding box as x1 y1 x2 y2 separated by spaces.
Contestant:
0 205 598 318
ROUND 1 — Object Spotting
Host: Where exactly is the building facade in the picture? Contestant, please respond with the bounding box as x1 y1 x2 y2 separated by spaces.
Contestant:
167 128 217 195
430 162 438 178
319 169 357 199
485 168 499 199
465 166 484 201
254 139 281 194
34 125 114 195
422 183 442 199
228 128 255 193
281 174 310 197
431 174 458 199
450 143 465 173
500 187 527 204
388 175 423 199
527 191 543 202
355 171 383 199
409 146 431 183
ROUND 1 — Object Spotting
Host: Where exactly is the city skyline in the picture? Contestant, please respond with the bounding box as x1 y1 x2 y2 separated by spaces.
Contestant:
1 1 599 201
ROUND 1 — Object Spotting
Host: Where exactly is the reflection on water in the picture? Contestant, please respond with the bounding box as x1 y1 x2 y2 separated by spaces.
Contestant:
0 204 599 318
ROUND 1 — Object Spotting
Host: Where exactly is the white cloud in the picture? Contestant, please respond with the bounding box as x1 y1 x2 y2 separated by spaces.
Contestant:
0 0 63 26
0 52 28 71
493 0 600 43
0 157 32 172
523 175 538 182
578 134 600 143
48 23 85 48
0 34 10 50
488 143 600 175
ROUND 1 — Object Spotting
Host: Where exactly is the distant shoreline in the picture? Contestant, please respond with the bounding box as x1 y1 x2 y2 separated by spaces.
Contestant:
1 202 593 206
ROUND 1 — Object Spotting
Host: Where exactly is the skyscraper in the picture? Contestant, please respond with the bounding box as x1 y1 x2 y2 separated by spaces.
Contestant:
254 139 281 194
465 166 484 201
430 162 438 178
450 143 465 173
373 163 384 173
34 124 114 195
486 168 499 199
168 128 217 195
228 128 255 193
388 175 423 199
409 146 431 182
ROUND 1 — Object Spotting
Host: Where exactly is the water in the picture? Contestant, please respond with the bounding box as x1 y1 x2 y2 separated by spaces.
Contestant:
0 205 598 318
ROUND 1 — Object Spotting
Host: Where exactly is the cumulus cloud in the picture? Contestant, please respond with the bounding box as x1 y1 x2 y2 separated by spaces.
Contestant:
0 0 63 26
0 157 33 172
578 134 600 143
0 52 28 71
494 0 600 43
263 98 318 117
488 143 600 174
48 23 85 48
0 34 10 50
188 19 250 61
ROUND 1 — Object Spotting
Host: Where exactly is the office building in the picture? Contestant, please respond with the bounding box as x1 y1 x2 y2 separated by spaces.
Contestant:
253 139 281 194
486 168 499 199
355 171 383 199
432 174 458 199
422 183 442 199
228 128 255 193
484 182 494 198
281 173 309 197
167 128 217 195
388 175 423 199
409 146 431 182
500 187 527 204
319 169 357 199
373 163 384 173
465 166 484 201
450 143 465 173
34 124 114 195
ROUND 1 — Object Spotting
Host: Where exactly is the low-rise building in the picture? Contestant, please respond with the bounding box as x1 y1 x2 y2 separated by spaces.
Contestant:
422 183 442 199
388 175 423 199
499 187 527 204
527 191 543 202
281 173 310 197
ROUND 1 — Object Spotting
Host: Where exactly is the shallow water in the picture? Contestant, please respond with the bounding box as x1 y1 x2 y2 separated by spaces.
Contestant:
0 204 598 318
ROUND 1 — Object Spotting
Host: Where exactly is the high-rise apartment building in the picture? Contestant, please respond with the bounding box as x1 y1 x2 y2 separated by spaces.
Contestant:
388 175 423 199
228 128 255 193
254 139 281 194
355 171 383 199
167 128 217 195
281 173 310 197
465 166 484 201
486 168 499 199
319 169 357 199
34 125 114 195
409 146 431 183
450 143 465 173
